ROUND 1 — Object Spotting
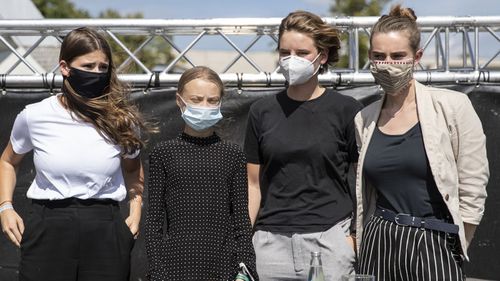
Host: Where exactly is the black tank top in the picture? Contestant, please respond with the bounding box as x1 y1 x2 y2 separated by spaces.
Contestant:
363 123 449 219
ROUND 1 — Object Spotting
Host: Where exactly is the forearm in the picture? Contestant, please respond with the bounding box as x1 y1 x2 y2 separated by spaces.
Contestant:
248 184 261 226
0 160 16 205
0 144 21 204
122 159 144 217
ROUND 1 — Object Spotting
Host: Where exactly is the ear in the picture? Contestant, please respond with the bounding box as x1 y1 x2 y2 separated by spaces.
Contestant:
175 93 184 111
320 49 329 65
59 60 70 77
414 48 424 65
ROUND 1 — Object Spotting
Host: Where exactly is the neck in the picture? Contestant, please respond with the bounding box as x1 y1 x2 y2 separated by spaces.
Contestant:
384 80 416 109
183 126 214 138
286 76 324 101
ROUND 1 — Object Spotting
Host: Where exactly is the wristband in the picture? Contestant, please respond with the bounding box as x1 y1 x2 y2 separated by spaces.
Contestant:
0 203 13 214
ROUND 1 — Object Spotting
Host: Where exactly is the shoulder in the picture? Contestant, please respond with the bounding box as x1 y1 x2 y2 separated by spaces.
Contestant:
324 89 363 112
219 141 246 161
248 91 281 113
417 82 471 111
149 139 179 157
355 99 382 126
24 95 57 113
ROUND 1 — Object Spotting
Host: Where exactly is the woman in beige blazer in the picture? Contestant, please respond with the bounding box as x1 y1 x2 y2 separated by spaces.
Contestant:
354 5 489 281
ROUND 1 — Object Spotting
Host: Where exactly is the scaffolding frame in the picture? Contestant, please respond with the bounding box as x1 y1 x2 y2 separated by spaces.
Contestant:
0 16 499 91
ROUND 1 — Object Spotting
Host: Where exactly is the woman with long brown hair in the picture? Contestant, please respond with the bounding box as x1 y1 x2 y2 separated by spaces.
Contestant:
355 5 488 280
0 27 148 281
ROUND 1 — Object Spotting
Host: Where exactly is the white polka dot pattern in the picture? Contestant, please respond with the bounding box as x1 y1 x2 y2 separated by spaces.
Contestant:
145 132 256 281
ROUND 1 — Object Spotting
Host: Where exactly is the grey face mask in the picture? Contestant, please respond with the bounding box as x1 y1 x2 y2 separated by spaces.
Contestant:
370 60 414 94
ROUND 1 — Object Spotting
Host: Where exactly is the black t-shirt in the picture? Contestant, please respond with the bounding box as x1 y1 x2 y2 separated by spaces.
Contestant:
363 123 449 219
244 88 362 233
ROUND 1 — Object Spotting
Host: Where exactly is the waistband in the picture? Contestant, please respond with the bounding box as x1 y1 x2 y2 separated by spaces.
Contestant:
374 207 459 234
32 197 119 208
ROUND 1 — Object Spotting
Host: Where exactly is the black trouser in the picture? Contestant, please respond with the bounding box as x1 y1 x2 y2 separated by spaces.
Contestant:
359 216 464 281
19 198 135 281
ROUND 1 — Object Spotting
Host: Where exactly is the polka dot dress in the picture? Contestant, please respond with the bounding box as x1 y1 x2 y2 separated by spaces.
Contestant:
145 132 256 281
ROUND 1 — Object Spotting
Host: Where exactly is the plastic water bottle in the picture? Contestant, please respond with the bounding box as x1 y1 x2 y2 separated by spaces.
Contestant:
307 251 325 281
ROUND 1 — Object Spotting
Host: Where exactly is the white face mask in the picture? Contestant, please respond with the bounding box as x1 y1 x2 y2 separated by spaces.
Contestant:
178 96 223 132
279 54 321 86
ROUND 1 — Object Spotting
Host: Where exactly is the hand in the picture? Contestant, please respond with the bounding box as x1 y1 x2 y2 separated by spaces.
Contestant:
0 208 24 247
125 214 140 239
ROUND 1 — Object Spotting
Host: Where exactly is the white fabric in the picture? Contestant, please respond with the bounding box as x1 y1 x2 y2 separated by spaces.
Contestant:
10 94 139 201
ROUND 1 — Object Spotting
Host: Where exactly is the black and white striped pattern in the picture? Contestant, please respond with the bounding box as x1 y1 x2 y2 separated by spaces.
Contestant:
358 216 464 281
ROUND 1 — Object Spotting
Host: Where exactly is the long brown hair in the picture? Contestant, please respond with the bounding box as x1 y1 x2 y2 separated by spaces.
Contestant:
278 10 341 73
59 27 150 155
370 5 420 54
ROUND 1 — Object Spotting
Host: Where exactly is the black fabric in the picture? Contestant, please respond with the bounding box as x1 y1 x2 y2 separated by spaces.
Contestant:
359 216 464 281
19 199 134 281
244 89 362 233
363 123 449 218
145 133 256 281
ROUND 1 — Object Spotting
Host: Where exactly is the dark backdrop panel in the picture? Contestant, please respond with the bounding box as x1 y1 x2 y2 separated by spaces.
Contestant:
0 84 498 280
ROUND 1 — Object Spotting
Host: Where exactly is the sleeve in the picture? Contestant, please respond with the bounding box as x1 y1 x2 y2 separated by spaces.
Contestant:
230 151 258 280
345 100 364 163
455 97 489 225
243 107 261 164
10 109 34 154
145 148 168 280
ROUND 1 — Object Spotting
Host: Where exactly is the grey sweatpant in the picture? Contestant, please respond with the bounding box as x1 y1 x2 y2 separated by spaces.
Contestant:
253 217 356 281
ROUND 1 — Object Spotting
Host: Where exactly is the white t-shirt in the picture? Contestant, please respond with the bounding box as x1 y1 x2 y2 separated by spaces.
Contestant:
10 94 139 201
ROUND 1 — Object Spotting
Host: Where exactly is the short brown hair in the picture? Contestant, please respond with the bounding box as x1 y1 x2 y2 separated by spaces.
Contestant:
177 66 224 97
370 5 421 54
278 10 341 74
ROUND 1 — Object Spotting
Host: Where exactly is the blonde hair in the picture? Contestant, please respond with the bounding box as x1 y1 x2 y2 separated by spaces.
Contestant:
60 27 152 155
177 66 224 97
278 10 341 73
371 5 420 54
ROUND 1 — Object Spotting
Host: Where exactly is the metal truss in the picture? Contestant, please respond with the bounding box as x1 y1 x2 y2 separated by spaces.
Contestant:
0 17 498 91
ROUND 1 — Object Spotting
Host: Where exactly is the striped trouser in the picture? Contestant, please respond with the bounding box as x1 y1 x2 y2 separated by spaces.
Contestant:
358 216 464 281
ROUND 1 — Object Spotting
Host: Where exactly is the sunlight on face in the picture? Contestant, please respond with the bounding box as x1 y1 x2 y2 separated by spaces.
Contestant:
69 50 110 73
178 78 222 109
370 31 416 62
279 30 322 63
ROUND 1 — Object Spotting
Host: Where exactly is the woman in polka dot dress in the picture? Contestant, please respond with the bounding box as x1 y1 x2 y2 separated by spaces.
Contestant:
145 66 257 281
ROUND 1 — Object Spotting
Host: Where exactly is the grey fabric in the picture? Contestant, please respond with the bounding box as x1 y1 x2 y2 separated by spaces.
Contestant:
253 217 355 281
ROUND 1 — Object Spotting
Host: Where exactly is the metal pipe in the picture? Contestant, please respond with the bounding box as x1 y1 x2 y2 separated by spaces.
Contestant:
0 35 39 74
1 71 499 90
106 30 152 75
161 30 207 74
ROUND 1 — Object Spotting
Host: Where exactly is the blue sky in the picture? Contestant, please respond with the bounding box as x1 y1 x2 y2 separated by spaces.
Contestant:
73 0 500 18
71 0 499 58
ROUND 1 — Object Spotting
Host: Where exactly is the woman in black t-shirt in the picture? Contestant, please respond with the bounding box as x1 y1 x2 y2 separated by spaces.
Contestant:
244 10 362 281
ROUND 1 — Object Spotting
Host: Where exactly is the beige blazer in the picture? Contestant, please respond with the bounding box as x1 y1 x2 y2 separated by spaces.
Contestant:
354 81 489 260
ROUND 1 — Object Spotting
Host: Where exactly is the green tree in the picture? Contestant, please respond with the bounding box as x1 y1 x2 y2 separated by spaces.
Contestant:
33 0 174 73
33 0 89 18
98 9 175 73
330 0 389 68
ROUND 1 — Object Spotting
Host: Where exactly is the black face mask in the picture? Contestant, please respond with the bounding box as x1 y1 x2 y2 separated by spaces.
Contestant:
65 67 110 98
